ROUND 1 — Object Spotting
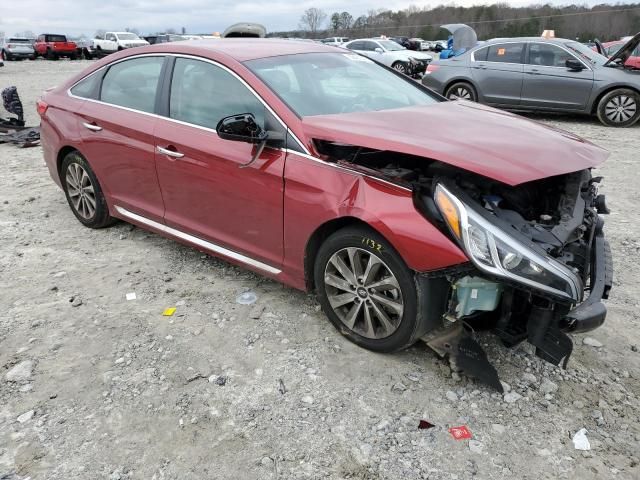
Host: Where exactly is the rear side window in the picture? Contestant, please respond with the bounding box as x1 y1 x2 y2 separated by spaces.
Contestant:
169 58 264 129
486 43 524 63
100 57 164 113
473 47 489 61
70 72 101 99
347 41 364 50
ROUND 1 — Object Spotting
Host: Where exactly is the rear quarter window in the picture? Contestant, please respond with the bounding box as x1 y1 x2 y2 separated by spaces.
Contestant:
70 72 102 99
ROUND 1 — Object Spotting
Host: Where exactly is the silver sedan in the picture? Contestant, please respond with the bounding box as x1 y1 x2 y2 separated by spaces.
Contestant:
343 38 433 76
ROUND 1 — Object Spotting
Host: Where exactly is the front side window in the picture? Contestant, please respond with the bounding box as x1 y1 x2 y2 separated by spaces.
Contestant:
528 43 575 67
361 41 378 51
100 56 164 113
106 34 116 41
169 58 265 129
486 43 524 63
246 52 438 117
346 41 364 51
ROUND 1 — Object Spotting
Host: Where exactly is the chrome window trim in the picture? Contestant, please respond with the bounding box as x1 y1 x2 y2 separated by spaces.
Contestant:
114 205 282 275
471 41 592 71
67 52 309 154
68 53 412 195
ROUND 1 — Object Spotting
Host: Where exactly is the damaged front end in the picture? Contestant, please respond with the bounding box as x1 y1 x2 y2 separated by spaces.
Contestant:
421 168 613 390
315 141 613 390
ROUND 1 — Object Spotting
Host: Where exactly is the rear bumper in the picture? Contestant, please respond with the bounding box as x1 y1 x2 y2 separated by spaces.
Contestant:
561 224 613 333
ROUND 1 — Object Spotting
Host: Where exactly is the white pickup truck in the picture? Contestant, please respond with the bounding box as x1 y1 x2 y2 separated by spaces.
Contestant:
92 32 149 56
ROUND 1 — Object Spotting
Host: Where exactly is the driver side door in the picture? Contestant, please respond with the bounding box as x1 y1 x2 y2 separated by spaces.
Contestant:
153 56 287 270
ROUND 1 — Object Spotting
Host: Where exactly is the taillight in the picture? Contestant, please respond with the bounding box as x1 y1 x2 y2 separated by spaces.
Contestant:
425 64 440 74
36 99 49 117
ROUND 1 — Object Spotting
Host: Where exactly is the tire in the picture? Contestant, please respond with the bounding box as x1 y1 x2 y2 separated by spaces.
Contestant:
445 82 477 101
391 61 408 75
596 88 640 127
61 151 115 229
3 51 12 61
314 225 420 353
70 52 78 60
46 49 54 60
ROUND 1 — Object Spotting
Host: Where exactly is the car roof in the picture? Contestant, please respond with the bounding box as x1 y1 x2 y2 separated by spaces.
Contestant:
483 37 574 45
139 38 339 61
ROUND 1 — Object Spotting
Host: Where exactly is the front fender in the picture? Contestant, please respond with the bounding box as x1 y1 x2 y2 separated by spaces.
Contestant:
282 152 468 290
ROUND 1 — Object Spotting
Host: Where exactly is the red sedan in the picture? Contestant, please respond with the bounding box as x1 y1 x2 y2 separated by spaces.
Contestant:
39 39 613 389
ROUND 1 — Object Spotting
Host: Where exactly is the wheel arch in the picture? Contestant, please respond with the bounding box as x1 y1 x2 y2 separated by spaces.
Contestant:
304 216 396 291
590 84 640 114
443 78 478 97
56 145 80 178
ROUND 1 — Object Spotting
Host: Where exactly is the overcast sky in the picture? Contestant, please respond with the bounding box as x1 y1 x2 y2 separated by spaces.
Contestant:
1 0 611 37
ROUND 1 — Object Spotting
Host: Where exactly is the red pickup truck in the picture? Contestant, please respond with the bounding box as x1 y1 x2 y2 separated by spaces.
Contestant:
34 34 77 60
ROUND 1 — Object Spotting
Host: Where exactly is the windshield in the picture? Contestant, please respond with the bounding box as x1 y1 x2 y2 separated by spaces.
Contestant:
47 35 67 42
117 33 140 40
245 52 438 117
565 42 607 66
378 40 405 51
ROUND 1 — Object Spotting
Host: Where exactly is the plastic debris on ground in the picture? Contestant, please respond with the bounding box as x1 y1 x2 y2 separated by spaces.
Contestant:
236 291 257 305
278 378 287 395
163 307 177 316
418 420 435 430
125 292 137 301
449 425 472 440
572 428 591 450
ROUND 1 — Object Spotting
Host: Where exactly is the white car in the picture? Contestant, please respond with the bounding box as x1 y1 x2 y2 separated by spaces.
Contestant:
93 32 149 55
321 37 350 46
343 38 433 75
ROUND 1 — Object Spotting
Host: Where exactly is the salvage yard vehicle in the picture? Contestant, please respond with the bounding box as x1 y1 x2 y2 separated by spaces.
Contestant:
1 37 36 60
93 32 149 56
423 33 640 127
34 34 77 60
598 39 640 70
344 38 432 76
38 39 613 390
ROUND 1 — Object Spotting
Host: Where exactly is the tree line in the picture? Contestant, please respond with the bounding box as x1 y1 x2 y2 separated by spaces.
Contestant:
287 3 640 42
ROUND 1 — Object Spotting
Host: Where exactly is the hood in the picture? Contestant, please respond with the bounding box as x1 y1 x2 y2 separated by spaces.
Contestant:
300 102 608 186
604 32 640 67
391 50 432 60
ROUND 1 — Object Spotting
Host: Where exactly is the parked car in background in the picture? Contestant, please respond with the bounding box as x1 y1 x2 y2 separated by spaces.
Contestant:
34 34 77 60
75 39 97 60
409 38 431 51
344 38 432 76
432 40 448 52
423 34 640 127
600 39 640 69
390 36 411 48
38 39 613 390
321 37 350 46
1 37 36 60
144 34 188 45
93 32 149 56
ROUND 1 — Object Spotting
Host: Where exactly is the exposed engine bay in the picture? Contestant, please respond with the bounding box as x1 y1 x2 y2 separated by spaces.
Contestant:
315 141 614 390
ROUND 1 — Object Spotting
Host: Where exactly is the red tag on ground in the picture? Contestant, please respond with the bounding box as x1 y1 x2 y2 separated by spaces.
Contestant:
448 425 472 440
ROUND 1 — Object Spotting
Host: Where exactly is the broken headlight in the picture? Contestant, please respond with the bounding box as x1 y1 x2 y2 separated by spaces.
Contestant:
434 184 582 302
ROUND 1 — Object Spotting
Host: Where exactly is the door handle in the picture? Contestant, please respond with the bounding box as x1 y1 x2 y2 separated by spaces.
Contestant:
526 69 540 75
157 146 185 159
82 122 102 132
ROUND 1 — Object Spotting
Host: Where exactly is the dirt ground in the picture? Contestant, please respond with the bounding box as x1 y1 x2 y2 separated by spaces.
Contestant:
1 59 639 480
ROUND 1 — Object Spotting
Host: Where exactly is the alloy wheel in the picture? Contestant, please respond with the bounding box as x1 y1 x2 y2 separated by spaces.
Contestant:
604 95 637 123
449 86 472 100
65 163 96 220
324 247 404 339
393 63 407 74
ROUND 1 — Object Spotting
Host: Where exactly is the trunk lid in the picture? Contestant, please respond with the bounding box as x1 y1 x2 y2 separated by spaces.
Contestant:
300 101 609 186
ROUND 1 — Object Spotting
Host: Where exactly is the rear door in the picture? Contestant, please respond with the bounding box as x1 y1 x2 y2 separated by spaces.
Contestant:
153 56 287 270
75 55 167 222
521 42 594 110
470 42 525 105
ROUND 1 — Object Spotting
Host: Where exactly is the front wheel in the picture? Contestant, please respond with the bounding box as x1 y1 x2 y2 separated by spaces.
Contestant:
445 82 477 101
391 61 408 75
314 226 420 353
596 89 640 127
61 151 115 229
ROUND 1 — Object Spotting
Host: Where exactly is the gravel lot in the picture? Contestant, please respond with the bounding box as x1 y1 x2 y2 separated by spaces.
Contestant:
1 59 639 480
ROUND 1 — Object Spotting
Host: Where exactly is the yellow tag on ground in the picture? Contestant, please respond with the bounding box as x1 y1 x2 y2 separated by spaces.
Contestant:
163 307 177 316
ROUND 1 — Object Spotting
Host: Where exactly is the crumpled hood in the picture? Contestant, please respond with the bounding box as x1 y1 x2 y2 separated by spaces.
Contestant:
301 101 609 186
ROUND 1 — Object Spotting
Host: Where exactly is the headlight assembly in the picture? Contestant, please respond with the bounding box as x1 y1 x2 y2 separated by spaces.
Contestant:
434 183 582 302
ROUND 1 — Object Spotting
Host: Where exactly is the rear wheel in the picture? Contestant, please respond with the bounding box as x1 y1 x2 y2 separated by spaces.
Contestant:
3 50 11 61
314 226 420 353
391 61 408 75
61 151 115 229
445 82 477 101
596 88 640 127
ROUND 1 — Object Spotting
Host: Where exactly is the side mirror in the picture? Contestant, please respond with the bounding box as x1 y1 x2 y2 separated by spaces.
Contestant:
374 47 383 54
216 113 267 144
566 59 584 71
